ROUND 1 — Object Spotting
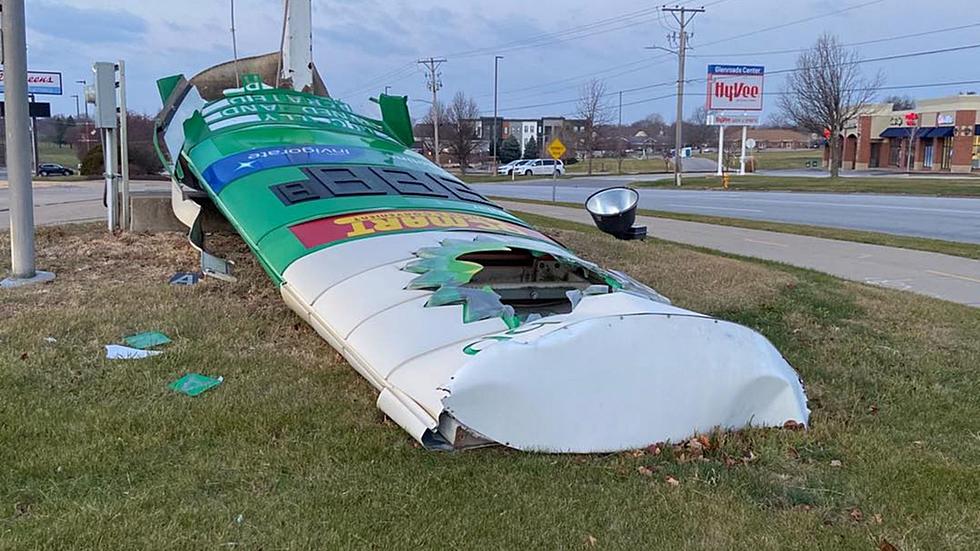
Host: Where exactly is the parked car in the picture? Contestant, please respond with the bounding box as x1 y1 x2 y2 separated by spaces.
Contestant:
518 158 565 176
37 163 75 177
497 159 532 175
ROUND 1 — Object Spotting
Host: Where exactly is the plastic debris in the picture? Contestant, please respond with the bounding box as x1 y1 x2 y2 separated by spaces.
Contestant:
123 331 172 350
169 373 223 397
169 272 201 286
105 345 163 360
44 336 57 343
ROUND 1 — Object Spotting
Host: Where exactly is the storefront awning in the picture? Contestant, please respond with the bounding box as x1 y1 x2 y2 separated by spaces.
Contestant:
879 127 912 138
920 127 955 139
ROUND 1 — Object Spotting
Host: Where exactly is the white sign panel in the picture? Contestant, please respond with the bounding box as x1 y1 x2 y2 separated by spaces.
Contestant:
706 65 764 111
707 113 761 126
0 70 63 95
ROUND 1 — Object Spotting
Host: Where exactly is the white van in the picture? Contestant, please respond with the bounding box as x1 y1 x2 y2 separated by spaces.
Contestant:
519 158 565 176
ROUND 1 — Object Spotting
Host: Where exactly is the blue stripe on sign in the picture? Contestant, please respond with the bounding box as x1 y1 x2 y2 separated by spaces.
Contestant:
201 144 365 194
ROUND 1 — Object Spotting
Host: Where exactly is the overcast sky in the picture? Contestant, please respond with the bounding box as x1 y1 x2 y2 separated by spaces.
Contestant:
22 0 980 123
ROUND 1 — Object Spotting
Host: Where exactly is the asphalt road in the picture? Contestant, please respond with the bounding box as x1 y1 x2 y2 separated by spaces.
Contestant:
474 177 980 244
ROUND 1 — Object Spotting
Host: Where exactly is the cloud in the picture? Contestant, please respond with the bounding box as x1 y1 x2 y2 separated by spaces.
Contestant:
27 2 147 44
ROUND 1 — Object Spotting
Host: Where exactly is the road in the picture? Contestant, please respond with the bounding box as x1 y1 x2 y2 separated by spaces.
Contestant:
473 176 980 244
0 179 169 228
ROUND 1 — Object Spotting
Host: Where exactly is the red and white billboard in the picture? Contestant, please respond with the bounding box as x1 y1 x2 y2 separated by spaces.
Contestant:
706 65 764 112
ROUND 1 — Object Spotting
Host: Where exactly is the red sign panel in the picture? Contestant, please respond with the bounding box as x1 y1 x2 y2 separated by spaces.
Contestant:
291 209 549 249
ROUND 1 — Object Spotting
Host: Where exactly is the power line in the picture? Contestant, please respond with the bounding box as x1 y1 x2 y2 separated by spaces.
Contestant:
490 42 980 116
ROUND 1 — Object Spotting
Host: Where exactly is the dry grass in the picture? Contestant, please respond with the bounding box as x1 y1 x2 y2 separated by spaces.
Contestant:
1 220 979 549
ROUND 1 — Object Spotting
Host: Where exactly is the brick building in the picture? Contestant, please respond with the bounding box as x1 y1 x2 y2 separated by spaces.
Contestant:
835 94 980 173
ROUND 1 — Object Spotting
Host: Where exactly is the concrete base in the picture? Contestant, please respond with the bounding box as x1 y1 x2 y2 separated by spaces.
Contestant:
129 191 233 233
2 270 56 289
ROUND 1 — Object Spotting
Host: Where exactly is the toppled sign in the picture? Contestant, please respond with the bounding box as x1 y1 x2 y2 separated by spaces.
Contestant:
153 71 808 452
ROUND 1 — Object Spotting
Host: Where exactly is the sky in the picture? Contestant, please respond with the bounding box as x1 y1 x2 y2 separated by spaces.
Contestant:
19 0 980 124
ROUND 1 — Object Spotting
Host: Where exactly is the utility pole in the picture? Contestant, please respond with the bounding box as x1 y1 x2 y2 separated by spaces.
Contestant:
492 55 503 175
1 0 55 287
662 4 704 187
618 90 623 174
76 80 89 119
418 57 446 165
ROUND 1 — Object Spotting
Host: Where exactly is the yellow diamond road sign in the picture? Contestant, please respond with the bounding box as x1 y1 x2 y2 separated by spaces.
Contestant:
547 138 566 160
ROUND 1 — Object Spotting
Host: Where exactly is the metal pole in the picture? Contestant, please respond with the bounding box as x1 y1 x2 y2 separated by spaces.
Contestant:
118 60 131 229
739 125 747 175
618 90 623 174
2 0 53 285
493 55 502 175
102 128 118 231
716 125 725 175
72 94 80 117
418 57 446 166
77 80 88 119
29 93 39 175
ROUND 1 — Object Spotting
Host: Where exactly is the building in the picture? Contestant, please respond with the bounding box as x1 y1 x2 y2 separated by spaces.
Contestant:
464 116 587 159
838 94 980 173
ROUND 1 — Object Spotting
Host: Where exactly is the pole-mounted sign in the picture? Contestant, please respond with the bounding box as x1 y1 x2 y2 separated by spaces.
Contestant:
706 65 764 112
0 69 63 95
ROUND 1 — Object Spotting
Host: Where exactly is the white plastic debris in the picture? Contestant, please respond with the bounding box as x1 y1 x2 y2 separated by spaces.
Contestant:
105 345 163 360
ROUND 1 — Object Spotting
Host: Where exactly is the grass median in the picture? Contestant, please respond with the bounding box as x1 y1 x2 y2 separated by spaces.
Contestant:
494 196 980 260
1 222 978 549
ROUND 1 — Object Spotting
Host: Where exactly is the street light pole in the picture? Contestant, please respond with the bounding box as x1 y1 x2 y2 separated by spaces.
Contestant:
76 80 89 119
1 0 54 287
71 94 81 117
492 55 503 175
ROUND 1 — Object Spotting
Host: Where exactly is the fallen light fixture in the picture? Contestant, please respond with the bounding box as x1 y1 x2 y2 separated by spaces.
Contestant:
585 187 647 240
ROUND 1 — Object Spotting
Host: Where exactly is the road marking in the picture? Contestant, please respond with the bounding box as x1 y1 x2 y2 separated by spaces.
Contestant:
743 238 789 247
667 203 764 213
925 270 980 284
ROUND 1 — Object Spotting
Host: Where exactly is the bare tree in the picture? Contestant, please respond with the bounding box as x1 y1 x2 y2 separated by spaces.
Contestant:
882 94 915 111
779 33 881 177
444 91 481 174
576 78 613 175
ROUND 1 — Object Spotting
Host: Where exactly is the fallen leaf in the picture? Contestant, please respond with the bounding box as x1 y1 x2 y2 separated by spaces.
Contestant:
872 513 883 525
637 466 654 477
20 352 28 360
665 476 680 487
584 534 598 548
628 449 644 458
698 435 711 449
829 459 842 467
742 450 757 465
868 404 879 415
879 538 899 551
849 508 863 522
786 446 800 460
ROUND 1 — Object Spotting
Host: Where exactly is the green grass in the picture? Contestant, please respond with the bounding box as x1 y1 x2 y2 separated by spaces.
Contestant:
749 149 822 170
566 157 671 174
495 196 980 260
638 174 980 197
37 141 80 169
2 223 980 548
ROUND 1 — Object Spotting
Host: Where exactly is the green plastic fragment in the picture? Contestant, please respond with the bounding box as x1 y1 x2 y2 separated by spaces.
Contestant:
427 285 515 324
123 331 172 350
169 373 223 397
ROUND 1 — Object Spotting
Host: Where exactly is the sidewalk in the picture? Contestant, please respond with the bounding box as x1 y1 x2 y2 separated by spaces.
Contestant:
498 200 980 308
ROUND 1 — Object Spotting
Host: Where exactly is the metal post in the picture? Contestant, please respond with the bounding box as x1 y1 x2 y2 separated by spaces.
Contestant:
552 168 557 203
29 93 39 175
716 125 725 175
281 0 313 93
492 55 502 175
102 128 118 231
1 0 53 286
739 125 747 175
118 60 131 229
618 90 623 174
71 94 81 117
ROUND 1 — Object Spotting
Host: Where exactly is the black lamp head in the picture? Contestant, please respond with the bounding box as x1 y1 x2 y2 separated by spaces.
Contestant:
585 187 647 240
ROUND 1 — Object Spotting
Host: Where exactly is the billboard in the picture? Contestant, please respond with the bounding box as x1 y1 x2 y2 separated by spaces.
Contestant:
706 65 764 111
0 70 63 95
